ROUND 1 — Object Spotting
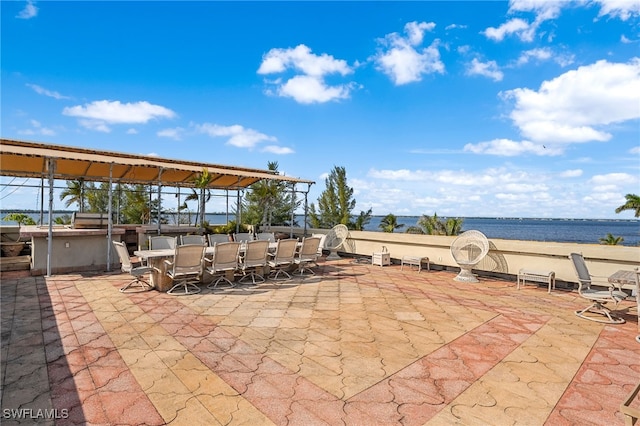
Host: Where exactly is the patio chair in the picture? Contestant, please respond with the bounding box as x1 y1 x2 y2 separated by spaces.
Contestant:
312 233 327 256
294 236 321 276
164 244 206 295
450 230 489 282
206 241 241 289
234 232 254 243
208 234 230 246
180 234 207 246
149 235 176 250
256 232 275 242
238 239 270 284
268 238 299 281
112 241 153 293
569 253 627 324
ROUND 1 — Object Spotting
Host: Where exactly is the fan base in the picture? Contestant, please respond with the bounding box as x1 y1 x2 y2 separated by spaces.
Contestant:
326 250 341 260
454 267 479 283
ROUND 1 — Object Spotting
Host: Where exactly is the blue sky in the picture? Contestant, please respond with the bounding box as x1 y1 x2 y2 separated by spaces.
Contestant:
1 0 639 219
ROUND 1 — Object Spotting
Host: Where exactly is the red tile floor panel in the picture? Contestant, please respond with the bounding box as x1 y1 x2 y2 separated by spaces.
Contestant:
37 277 164 426
2 260 639 426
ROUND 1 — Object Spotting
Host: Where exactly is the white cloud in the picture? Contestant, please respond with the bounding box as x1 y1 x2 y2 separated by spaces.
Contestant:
508 0 563 22
373 21 444 85
463 138 562 156
590 172 638 186
16 0 37 19
502 58 640 144
513 48 575 68
593 0 640 21
559 169 583 178
277 75 351 104
79 119 111 133
483 18 531 42
466 58 504 81
621 35 632 44
593 184 618 192
262 145 294 155
195 123 276 149
486 1 637 44
516 47 552 65
258 44 351 77
258 44 354 104
404 21 436 45
630 146 640 154
63 100 176 132
17 119 56 136
445 24 467 31
26 84 70 100
126 128 138 135
157 127 184 140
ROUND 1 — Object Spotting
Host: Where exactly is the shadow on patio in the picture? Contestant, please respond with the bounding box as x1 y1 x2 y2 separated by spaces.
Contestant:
1 258 639 425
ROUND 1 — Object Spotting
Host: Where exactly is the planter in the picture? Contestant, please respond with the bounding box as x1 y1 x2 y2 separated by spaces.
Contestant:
1 242 25 257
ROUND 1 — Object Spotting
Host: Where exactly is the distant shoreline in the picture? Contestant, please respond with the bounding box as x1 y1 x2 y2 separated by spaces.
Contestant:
1 210 637 222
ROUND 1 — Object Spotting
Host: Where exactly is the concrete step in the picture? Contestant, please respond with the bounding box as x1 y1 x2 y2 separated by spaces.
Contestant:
0 255 31 272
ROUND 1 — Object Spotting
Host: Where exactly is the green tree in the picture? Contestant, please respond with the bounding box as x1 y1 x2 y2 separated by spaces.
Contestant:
60 179 87 212
615 194 640 217
351 208 373 231
121 184 157 224
599 233 624 245
244 161 298 228
309 166 355 229
191 169 214 233
85 182 112 213
379 213 405 233
54 214 72 225
408 213 464 236
2 213 36 226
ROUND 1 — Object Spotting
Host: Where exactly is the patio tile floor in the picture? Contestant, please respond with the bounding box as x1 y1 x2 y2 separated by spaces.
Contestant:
1 257 639 425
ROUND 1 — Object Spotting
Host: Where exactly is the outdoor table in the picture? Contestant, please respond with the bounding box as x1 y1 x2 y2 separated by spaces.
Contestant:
134 247 216 292
135 242 296 291
609 269 639 343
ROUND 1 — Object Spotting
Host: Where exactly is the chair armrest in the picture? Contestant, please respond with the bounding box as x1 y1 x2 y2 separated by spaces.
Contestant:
163 259 174 267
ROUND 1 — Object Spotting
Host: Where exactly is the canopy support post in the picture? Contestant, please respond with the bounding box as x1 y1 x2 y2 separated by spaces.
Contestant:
157 168 163 235
106 163 113 272
46 158 56 277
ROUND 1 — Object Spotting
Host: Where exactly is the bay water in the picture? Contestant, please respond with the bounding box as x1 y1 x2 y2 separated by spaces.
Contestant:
2 211 638 246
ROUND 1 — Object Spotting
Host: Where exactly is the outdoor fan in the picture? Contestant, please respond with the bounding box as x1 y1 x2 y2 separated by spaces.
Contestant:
450 230 489 282
324 224 349 260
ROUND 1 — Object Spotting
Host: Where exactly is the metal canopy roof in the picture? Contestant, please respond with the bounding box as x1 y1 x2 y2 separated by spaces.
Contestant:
0 138 314 189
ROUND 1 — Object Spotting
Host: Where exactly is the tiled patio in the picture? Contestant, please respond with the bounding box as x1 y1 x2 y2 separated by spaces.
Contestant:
1 257 639 425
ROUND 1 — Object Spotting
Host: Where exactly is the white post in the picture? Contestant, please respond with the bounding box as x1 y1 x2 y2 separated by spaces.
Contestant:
106 163 114 271
46 158 55 277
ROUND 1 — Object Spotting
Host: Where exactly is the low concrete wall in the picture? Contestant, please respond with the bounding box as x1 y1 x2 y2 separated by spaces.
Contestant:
270 226 640 289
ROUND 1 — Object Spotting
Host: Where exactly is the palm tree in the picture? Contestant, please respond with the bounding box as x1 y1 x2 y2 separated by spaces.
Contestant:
410 213 464 236
60 179 86 212
615 194 640 217
379 213 404 233
442 217 464 236
191 169 213 234
351 208 372 231
599 233 624 245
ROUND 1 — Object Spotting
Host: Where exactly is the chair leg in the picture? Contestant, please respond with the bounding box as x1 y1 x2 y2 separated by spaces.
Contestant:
575 301 625 324
239 270 265 284
270 268 292 281
120 277 153 293
167 279 201 295
296 261 316 276
207 275 235 289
